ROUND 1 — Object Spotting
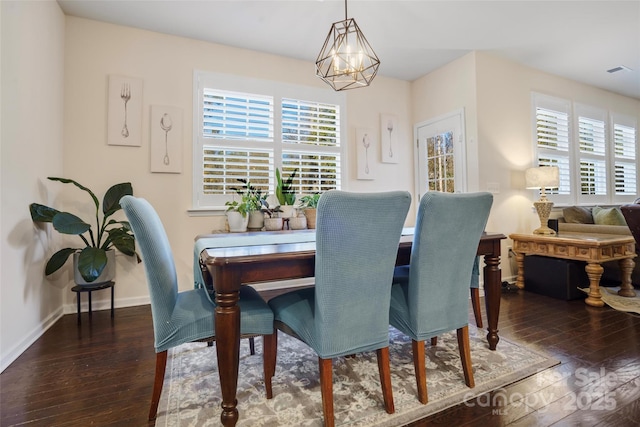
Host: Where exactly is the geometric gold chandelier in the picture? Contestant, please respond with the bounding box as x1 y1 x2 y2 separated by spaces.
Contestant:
315 0 381 91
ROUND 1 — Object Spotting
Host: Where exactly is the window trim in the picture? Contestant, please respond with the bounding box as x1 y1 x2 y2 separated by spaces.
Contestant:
192 70 347 213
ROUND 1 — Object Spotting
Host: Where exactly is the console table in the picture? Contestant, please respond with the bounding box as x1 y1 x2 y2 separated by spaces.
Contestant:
509 232 636 307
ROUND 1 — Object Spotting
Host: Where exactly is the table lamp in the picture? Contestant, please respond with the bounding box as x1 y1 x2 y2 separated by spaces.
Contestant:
525 166 559 235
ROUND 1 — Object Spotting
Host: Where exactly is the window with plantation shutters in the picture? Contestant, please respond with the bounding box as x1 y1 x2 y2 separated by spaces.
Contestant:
532 92 638 206
193 71 345 210
612 114 638 196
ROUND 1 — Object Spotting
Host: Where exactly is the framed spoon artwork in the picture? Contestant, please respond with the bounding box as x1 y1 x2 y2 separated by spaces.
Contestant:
150 105 183 173
356 127 376 180
107 75 143 146
380 113 398 164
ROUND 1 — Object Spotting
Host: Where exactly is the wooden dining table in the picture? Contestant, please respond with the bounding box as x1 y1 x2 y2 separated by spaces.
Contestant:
197 229 506 426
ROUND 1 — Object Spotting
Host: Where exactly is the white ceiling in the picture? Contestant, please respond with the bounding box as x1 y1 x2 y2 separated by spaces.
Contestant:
57 0 640 100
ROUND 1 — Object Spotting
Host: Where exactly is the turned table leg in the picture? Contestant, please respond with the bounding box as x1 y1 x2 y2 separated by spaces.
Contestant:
618 257 637 298
514 252 525 289
585 263 605 307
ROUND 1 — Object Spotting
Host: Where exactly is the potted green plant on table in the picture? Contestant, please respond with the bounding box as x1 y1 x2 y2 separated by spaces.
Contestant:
276 167 298 218
261 200 284 231
29 177 137 285
298 193 322 229
226 179 266 232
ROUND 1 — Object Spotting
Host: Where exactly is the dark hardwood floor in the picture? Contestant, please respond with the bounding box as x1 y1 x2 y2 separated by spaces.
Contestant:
1 288 639 426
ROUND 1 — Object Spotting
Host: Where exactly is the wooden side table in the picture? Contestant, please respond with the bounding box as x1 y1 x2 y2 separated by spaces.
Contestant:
509 232 636 307
71 281 115 324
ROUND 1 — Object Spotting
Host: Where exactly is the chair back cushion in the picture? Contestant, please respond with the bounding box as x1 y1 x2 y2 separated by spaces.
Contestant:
314 190 411 357
120 196 179 343
401 192 492 340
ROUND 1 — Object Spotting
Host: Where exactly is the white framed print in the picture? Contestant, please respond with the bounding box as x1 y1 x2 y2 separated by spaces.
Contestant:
356 127 376 180
107 75 143 146
380 113 398 163
150 105 183 173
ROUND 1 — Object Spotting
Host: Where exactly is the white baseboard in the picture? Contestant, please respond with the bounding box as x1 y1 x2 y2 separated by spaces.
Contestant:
0 306 64 373
63 295 151 314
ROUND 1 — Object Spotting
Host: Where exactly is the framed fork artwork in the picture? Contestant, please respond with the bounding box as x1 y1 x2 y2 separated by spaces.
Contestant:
107 75 143 146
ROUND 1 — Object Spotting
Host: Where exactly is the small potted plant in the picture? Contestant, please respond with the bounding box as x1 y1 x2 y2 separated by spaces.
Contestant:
275 167 298 218
261 200 284 231
29 177 138 285
226 179 266 232
298 193 322 229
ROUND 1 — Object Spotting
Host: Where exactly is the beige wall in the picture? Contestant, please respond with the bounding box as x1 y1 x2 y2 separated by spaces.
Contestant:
62 18 415 307
474 51 639 247
1 0 66 371
411 51 640 278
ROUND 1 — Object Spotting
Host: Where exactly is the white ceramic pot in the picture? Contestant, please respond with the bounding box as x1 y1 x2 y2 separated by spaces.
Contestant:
247 211 264 231
73 249 116 285
289 215 307 230
279 205 295 218
227 211 249 232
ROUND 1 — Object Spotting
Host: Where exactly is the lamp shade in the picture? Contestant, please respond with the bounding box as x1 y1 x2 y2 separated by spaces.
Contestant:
525 166 559 189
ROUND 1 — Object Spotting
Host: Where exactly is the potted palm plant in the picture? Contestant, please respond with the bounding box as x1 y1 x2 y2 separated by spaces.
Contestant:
29 177 137 285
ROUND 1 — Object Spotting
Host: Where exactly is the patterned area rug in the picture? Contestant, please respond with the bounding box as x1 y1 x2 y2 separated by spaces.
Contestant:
580 287 640 314
155 325 558 426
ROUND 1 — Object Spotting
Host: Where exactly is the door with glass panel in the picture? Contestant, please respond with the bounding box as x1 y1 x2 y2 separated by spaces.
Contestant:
415 110 466 199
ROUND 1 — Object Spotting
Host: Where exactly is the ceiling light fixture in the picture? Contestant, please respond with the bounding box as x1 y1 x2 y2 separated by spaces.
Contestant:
315 0 380 91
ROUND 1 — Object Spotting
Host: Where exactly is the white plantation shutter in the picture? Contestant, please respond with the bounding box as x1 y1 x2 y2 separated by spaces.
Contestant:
533 93 571 204
612 115 638 198
202 147 273 194
282 98 340 147
203 90 273 141
194 71 345 210
281 98 341 193
576 104 607 203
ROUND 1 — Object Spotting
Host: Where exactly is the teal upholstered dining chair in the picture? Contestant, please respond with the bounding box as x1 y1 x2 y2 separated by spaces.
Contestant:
393 256 483 339
265 190 411 427
389 191 492 404
120 196 274 421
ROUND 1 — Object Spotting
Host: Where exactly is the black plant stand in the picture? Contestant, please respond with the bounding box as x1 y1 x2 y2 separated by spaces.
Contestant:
71 281 115 324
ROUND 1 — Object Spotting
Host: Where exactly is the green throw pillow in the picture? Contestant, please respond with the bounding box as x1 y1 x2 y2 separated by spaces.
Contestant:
592 206 627 226
562 206 594 224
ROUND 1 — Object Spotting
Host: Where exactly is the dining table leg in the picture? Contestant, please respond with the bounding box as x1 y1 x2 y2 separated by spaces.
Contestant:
483 253 501 351
215 288 241 426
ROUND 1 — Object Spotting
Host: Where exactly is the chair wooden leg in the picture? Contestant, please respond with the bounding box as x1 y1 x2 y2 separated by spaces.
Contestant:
457 326 475 388
149 350 168 421
376 347 395 414
263 333 277 399
430 336 437 346
249 337 256 355
411 340 428 404
471 288 483 328
319 357 335 427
